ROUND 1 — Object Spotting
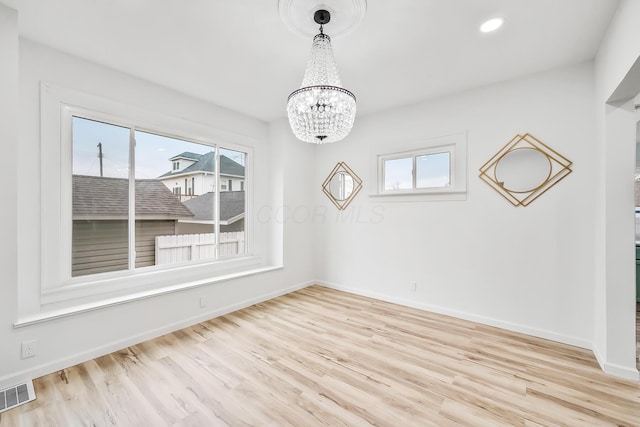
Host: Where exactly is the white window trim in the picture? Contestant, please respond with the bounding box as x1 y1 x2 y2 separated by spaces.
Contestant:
370 132 467 202
40 82 258 306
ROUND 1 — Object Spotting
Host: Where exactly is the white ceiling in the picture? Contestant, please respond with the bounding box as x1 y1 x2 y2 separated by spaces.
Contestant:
6 0 619 122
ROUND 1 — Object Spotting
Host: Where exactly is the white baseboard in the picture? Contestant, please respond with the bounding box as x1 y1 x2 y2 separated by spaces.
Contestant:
0 280 313 391
317 281 592 350
592 343 640 381
601 361 640 381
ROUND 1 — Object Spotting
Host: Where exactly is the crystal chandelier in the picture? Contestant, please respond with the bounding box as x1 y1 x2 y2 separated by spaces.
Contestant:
287 10 356 144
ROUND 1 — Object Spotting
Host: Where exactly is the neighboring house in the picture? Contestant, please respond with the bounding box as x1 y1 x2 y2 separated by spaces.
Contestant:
157 151 245 201
72 175 194 276
178 191 245 234
636 179 640 242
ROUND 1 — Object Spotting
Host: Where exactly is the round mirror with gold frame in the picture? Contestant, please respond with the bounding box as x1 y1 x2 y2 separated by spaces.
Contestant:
479 133 572 206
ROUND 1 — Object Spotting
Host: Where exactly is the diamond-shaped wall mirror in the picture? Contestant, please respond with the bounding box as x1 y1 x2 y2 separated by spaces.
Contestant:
322 162 363 210
479 133 572 206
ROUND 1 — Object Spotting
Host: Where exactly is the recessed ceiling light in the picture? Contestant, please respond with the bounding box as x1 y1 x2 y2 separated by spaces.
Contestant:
480 17 504 33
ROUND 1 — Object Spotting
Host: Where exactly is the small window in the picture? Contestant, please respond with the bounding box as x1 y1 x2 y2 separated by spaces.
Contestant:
381 149 451 192
374 132 466 200
173 161 180 171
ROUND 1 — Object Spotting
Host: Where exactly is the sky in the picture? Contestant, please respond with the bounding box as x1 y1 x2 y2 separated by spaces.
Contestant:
72 116 245 179
384 152 450 190
72 115 448 190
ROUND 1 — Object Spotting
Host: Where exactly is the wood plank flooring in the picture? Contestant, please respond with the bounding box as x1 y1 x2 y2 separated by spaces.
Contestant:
2 286 639 426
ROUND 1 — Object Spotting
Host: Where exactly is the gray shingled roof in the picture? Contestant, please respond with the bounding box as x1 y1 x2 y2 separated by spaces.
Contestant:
73 175 194 220
158 152 245 178
169 152 202 161
182 191 245 223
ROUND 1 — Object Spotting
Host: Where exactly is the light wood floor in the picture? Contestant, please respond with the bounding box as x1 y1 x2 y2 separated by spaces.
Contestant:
2 286 640 426
637 303 640 370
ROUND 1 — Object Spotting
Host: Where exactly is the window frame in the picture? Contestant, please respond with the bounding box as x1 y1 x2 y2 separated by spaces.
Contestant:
41 82 258 306
371 132 467 201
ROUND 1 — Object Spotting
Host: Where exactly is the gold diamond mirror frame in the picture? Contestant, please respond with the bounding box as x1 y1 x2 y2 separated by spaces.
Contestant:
479 133 572 207
322 162 363 210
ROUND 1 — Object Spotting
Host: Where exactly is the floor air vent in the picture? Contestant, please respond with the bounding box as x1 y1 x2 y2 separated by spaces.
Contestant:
0 381 36 413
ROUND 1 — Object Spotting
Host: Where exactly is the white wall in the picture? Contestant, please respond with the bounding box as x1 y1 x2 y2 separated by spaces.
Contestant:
269 118 318 276
0 33 316 390
0 1 19 390
315 62 597 349
593 0 640 380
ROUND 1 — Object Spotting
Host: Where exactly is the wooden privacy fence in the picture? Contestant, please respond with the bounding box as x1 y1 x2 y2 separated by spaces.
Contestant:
155 232 245 265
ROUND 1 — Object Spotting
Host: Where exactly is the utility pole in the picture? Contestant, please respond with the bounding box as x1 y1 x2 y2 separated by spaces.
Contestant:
97 142 104 177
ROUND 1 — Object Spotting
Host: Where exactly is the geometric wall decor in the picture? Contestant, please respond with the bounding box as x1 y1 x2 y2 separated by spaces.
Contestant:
479 133 572 206
322 162 363 210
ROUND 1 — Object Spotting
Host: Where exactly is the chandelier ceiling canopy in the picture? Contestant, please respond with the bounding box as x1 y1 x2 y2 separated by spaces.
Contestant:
284 4 363 144
278 0 367 39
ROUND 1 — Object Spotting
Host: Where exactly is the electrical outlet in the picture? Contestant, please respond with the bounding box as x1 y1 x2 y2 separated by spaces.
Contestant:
21 340 37 359
199 296 208 309
410 281 417 292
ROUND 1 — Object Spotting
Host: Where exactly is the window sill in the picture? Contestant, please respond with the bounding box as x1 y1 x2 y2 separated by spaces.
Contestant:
15 264 282 328
42 255 263 305
369 188 467 202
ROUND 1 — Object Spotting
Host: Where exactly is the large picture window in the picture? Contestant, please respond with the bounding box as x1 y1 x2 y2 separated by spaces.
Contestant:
40 83 258 306
71 115 247 278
